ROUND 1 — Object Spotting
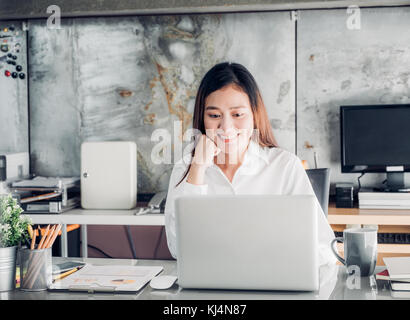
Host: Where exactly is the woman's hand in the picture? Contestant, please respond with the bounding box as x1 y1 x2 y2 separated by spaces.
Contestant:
187 134 221 185
192 134 220 167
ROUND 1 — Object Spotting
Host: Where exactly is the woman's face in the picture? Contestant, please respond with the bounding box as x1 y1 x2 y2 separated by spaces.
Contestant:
203 84 254 160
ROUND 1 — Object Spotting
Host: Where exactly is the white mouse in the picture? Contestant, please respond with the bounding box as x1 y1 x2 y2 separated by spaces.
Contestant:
149 275 178 290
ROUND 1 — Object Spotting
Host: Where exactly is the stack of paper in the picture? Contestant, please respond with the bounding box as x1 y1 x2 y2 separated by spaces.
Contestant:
359 190 410 209
382 257 410 291
12 176 80 189
11 176 80 214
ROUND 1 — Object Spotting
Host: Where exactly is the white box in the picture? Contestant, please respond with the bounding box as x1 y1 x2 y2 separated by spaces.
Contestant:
81 141 137 209
0 152 29 181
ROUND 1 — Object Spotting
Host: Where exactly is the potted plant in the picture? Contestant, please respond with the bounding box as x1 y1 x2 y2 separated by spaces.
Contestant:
0 193 31 291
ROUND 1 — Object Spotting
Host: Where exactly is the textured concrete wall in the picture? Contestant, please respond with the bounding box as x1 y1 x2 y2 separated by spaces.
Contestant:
297 7 410 190
28 12 295 193
0 21 28 154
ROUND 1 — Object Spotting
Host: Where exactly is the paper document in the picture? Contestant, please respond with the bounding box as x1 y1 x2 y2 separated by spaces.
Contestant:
12 176 80 188
49 264 163 293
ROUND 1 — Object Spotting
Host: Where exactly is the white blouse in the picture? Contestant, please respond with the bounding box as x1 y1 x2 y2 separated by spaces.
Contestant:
164 140 337 266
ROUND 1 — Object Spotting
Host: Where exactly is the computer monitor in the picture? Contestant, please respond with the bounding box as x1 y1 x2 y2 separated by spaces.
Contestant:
340 104 410 191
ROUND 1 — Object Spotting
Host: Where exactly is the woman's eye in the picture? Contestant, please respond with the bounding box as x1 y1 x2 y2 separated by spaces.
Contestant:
208 114 220 118
233 113 243 117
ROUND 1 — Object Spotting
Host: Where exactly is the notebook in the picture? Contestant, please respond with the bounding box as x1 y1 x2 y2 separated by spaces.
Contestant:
391 290 410 298
49 264 163 293
383 257 410 281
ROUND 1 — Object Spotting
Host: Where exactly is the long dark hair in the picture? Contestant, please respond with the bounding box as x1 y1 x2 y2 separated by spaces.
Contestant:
176 62 278 186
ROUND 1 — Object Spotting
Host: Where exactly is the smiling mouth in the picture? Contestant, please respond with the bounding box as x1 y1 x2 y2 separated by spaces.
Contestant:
217 133 239 143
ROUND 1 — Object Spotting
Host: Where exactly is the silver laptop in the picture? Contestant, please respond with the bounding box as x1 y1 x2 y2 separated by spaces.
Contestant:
175 194 319 291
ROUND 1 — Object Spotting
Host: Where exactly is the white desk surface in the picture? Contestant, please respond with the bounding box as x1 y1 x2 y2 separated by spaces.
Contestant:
0 257 404 300
23 208 165 226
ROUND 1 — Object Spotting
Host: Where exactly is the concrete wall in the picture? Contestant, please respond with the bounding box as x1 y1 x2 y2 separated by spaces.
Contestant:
297 7 410 190
28 12 295 192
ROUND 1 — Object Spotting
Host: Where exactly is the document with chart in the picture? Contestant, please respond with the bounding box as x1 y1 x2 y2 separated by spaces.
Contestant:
49 264 163 293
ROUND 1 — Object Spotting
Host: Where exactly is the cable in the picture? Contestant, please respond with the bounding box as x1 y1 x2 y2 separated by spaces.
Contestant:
80 241 113 259
125 226 137 259
357 172 365 192
153 227 164 259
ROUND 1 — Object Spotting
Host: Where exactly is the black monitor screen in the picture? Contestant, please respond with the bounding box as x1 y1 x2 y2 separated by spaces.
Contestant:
341 105 410 172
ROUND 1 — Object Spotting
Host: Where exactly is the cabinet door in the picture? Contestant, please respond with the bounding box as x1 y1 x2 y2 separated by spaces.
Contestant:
81 141 137 209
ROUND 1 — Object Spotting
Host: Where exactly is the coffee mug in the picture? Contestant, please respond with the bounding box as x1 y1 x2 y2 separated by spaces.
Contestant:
330 228 378 277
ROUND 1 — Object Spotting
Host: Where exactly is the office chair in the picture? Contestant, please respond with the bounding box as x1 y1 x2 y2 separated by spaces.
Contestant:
306 168 330 217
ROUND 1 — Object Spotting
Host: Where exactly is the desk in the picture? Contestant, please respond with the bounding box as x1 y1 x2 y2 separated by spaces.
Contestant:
23 209 165 258
0 257 405 300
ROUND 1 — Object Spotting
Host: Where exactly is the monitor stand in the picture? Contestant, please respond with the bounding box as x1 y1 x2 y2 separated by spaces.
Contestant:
386 171 405 192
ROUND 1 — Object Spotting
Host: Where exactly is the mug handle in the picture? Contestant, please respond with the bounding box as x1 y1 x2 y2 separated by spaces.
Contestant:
330 237 346 265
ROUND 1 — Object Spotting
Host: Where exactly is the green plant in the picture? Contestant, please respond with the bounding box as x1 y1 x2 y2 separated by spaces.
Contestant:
0 194 31 247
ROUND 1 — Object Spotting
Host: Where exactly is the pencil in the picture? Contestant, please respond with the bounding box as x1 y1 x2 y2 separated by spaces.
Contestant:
42 225 56 249
30 229 37 250
27 225 34 239
53 267 78 281
47 224 62 249
37 226 42 244
38 224 50 249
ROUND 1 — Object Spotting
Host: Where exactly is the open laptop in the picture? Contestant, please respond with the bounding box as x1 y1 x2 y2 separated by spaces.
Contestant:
174 194 319 291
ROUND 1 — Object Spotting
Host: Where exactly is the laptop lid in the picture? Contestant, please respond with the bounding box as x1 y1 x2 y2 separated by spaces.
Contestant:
175 194 319 291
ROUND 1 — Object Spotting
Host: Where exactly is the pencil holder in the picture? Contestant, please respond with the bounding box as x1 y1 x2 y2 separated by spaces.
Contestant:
19 247 52 291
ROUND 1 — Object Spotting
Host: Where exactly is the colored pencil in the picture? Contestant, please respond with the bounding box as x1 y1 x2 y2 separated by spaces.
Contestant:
42 225 56 249
38 225 50 249
47 224 62 248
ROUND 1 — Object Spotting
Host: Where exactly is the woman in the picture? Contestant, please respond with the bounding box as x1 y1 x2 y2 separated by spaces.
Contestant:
164 62 336 266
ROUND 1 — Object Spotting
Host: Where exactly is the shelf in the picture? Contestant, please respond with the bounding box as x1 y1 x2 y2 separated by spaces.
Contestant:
328 202 410 225
335 243 410 266
22 208 165 226
336 242 410 254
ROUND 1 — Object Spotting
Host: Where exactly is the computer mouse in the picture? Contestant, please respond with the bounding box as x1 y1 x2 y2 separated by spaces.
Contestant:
149 275 178 290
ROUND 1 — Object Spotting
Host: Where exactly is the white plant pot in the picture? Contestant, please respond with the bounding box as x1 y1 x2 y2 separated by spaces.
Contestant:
0 246 17 291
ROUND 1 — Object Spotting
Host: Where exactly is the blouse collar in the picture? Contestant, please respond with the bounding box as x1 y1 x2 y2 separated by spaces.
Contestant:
210 139 270 175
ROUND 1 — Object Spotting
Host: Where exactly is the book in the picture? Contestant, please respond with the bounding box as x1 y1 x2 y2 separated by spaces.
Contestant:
376 269 390 281
359 190 410 209
391 281 410 291
359 205 410 209
383 257 410 281
383 257 410 291
359 190 410 200
376 267 410 291
391 290 410 298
